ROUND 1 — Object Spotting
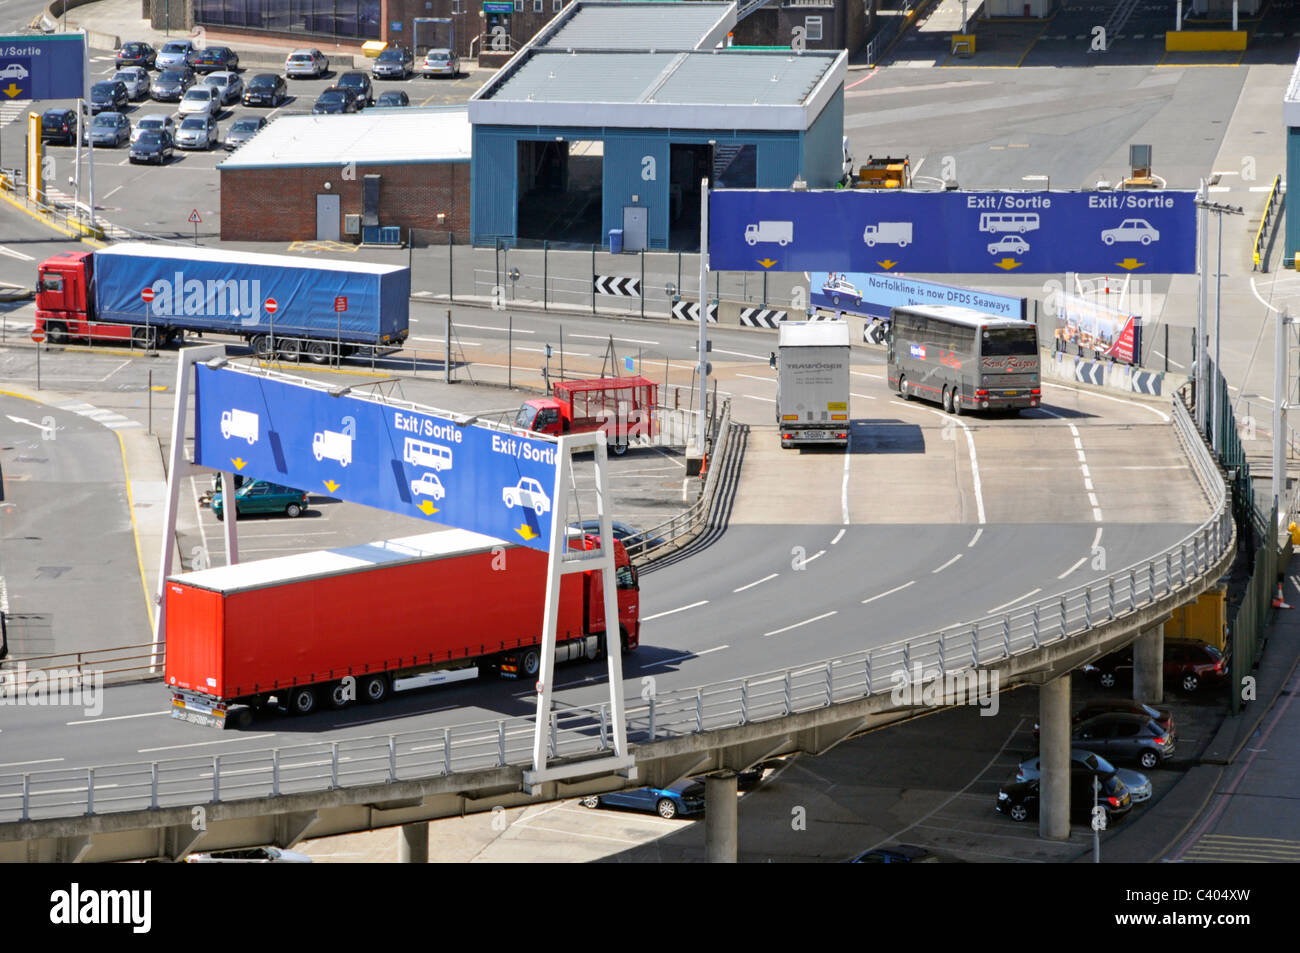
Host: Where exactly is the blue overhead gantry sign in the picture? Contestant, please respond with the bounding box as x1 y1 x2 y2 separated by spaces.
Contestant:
0 34 86 101
194 367 560 551
709 190 1198 275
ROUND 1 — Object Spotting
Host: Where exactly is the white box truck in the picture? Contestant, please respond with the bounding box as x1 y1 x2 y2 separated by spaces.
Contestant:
745 221 794 246
220 409 259 445
313 429 353 467
862 222 913 247
775 321 851 449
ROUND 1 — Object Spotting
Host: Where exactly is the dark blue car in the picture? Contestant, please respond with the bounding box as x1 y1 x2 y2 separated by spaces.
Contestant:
581 779 705 819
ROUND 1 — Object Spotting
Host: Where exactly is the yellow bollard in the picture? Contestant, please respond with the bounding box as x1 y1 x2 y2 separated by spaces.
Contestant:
1289 522 1300 546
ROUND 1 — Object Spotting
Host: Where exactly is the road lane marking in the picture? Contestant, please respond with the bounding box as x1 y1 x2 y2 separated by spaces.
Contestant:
862 580 915 604
895 401 985 524
641 644 731 669
932 553 962 574
641 600 708 621
842 432 852 524
764 610 837 637
743 394 776 403
737 374 774 383
457 322 534 334
67 710 169 725
987 588 1042 614
712 348 768 360
968 528 983 548
831 528 846 545
800 549 826 566
0 758 65 768
1058 555 1088 579
1041 381 1169 421
850 391 877 400
734 573 778 593
851 370 883 378
138 733 278 753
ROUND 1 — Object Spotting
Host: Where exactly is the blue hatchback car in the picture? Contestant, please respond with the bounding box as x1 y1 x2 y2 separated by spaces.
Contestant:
581 779 705 819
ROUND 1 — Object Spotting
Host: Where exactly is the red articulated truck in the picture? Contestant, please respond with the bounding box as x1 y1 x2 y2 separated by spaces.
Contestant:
164 529 640 728
514 376 657 455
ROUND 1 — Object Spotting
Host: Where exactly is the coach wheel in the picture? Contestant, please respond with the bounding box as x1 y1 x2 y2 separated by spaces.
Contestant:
952 390 963 417
942 387 953 413
898 375 911 400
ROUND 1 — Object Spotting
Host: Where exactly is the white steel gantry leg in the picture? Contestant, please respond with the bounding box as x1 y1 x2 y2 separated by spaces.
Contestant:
525 432 634 792
151 345 226 669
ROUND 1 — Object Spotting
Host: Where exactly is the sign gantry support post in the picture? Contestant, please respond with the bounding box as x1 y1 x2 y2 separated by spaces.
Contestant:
152 345 226 669
525 431 634 792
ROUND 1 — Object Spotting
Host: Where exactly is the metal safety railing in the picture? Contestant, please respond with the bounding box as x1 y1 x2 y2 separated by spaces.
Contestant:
1252 174 1282 272
0 394 1233 825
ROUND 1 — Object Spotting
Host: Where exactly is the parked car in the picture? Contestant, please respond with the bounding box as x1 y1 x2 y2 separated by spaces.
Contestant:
372 45 414 79
224 116 267 150
113 67 150 101
334 71 374 107
374 89 409 108
1035 699 1174 740
90 80 129 114
567 519 666 550
151 67 194 102
115 41 156 70
1016 748 1118 783
179 85 221 117
312 87 361 114
1116 768 1152 803
211 481 309 520
996 770 1132 824
129 129 174 165
88 112 131 147
243 73 288 107
285 48 329 78
131 113 176 144
191 45 239 74
185 846 311 863
155 39 196 70
40 108 78 145
1073 712 1175 769
421 48 459 78
175 115 219 150
203 70 244 105
580 779 705 819
1084 639 1226 694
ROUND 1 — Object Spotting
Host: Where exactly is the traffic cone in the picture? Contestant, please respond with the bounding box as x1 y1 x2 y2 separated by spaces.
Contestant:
699 453 708 478
1273 583 1291 610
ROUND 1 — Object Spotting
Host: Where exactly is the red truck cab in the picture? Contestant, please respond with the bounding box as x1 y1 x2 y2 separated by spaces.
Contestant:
35 251 108 344
515 376 657 454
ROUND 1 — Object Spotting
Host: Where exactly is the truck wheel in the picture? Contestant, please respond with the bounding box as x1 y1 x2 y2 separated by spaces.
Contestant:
306 341 331 364
133 326 158 349
46 322 68 344
359 673 389 704
326 681 354 709
278 339 301 361
518 648 540 678
612 441 628 456
250 334 272 358
287 686 317 715
230 707 254 730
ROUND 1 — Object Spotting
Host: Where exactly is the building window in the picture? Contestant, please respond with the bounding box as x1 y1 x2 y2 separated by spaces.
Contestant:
534 0 543 10
553 0 562 10
804 16 823 40
452 0 463 11
514 0 523 9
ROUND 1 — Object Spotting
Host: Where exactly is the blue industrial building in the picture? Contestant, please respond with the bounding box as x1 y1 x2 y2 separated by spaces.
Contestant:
467 1 847 251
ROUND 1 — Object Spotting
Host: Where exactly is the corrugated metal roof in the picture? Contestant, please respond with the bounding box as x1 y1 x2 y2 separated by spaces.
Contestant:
482 50 837 107
218 107 470 170
540 2 732 50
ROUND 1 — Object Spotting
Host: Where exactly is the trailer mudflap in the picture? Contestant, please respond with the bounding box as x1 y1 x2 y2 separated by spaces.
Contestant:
172 689 228 729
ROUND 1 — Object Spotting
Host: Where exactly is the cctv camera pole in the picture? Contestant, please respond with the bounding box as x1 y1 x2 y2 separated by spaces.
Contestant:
694 177 709 466
1275 308 1289 521
81 31 96 231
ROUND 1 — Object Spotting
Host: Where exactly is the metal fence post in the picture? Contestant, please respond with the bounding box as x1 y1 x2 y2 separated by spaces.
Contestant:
1032 603 1041 648
87 768 95 815
550 710 559 756
1148 563 1156 604
902 642 910 673
864 654 872 695
783 671 792 714
1085 587 1092 627
591 244 597 314
1167 552 1174 593
330 742 339 789
641 250 645 319
1130 569 1137 611
150 762 159 810
497 720 506 765
1060 597 1068 637
211 758 218 803
1107 577 1115 619
600 703 610 749
448 232 454 301
696 688 704 732
648 696 656 740
388 736 397 782
825 661 834 705
740 680 749 722
272 749 280 796
443 728 452 774
543 241 549 311
22 774 30 821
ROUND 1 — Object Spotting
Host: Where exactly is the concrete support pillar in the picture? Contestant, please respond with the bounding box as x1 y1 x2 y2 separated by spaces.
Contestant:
398 821 428 863
1133 623 1165 705
705 773 738 863
1038 675 1071 842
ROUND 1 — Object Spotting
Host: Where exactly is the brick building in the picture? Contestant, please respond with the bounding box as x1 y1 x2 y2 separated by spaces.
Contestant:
218 108 471 243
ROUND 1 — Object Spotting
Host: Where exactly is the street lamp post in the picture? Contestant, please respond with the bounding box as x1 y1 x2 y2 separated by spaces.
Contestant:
1194 196 1243 454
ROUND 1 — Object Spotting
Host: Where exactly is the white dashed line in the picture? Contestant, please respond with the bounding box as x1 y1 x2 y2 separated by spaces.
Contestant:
734 573 778 593
987 588 1042 614
861 580 915 604
831 528 846 545
764 610 837 637
641 600 709 621
932 554 963 574
641 644 730 669
968 528 983 548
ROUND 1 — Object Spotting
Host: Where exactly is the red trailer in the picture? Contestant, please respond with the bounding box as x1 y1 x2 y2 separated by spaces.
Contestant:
165 529 640 728
514 376 657 454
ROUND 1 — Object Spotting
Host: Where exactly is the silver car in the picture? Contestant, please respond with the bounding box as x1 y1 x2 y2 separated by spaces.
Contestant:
155 39 195 69
203 71 244 105
223 116 266 151
285 48 329 78
132 113 176 144
179 85 220 117
113 66 149 101
421 49 459 78
175 115 219 150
